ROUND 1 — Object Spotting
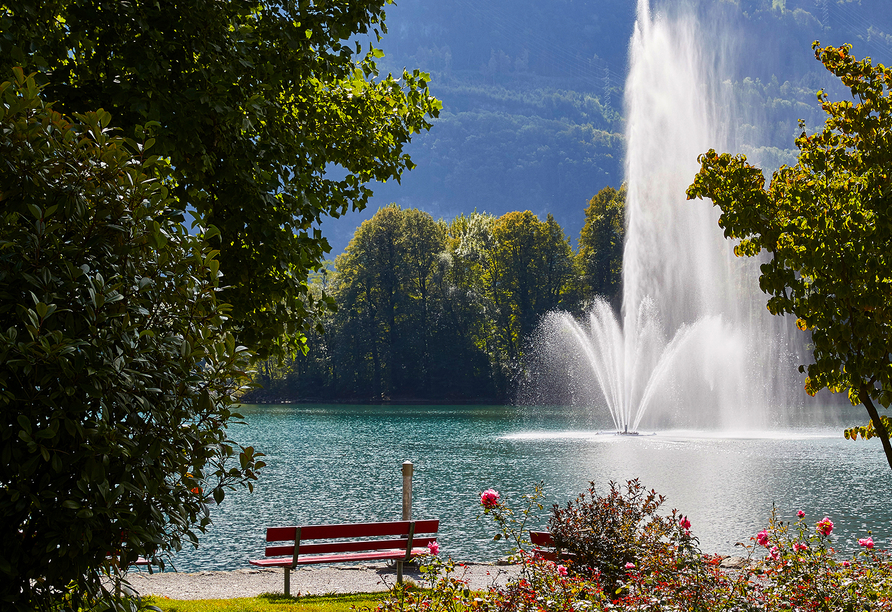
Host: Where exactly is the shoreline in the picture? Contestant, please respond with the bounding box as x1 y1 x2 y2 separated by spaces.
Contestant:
124 557 752 601
124 561 522 600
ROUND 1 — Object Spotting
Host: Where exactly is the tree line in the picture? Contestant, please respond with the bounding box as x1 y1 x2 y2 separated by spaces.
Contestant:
246 186 625 404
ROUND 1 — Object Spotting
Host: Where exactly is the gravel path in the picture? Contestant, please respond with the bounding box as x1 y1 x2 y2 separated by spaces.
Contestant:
125 562 522 600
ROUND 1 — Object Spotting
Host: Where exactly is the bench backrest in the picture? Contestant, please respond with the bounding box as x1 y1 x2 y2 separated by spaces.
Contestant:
530 531 554 547
529 530 577 563
264 519 439 558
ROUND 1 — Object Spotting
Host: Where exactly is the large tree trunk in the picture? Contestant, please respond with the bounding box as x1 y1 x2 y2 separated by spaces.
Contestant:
859 385 892 470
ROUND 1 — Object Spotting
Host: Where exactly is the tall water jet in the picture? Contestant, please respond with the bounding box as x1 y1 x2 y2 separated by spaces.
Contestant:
525 0 803 431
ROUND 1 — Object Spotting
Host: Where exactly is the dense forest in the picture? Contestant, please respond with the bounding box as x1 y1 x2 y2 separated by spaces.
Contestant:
248 0 892 402
244 187 625 403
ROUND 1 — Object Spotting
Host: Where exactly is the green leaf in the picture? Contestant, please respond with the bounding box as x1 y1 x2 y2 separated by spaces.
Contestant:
17 415 31 435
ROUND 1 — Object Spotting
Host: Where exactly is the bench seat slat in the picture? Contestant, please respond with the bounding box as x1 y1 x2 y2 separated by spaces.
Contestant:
250 547 431 568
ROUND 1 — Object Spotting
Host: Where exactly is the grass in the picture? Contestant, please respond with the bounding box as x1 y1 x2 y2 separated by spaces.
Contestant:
143 592 385 612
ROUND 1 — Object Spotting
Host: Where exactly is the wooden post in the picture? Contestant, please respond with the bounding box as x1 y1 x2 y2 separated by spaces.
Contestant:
402 461 413 521
398 461 413 583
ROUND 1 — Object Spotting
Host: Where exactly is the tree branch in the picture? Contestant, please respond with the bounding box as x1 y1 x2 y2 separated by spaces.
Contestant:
859 384 892 470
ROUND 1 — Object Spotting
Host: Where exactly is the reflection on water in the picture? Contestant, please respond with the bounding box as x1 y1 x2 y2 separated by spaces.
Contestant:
169 404 892 572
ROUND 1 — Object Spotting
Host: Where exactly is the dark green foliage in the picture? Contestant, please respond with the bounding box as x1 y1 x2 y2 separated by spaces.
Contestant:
246 202 605 403
577 185 625 305
548 479 682 593
331 205 446 400
0 0 441 359
484 211 577 386
0 71 263 610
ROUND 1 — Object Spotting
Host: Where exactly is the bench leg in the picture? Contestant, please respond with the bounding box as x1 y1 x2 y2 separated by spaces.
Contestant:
284 567 290 597
396 561 403 584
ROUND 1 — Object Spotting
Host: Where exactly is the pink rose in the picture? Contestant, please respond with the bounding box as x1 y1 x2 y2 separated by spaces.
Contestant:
842 560 851 568
817 516 834 537
624 562 635 570
797 510 805 519
557 564 568 577
427 540 440 555
679 515 691 530
793 542 808 553
858 537 874 549
480 489 500 509
769 546 780 560
756 529 769 547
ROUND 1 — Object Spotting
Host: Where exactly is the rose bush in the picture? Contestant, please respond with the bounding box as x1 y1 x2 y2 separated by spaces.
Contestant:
374 485 892 612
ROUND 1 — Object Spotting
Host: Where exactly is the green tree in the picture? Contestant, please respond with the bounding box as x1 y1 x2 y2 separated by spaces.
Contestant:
483 211 575 388
398 208 447 393
0 72 263 609
577 185 626 304
0 0 441 358
439 212 504 399
329 204 448 399
247 206 584 403
687 43 892 468
333 204 402 398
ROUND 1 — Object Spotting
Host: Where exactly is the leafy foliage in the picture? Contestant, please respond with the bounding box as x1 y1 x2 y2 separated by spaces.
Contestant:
330 204 448 399
742 509 888 610
378 555 478 612
378 481 892 611
548 479 689 593
687 43 892 468
0 0 441 359
577 185 626 305
0 71 263 610
247 203 598 403
483 212 576 378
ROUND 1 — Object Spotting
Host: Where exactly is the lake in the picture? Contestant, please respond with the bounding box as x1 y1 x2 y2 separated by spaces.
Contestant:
169 403 892 572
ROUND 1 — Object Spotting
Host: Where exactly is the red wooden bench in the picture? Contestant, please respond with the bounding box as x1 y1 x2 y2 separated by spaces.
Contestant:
530 530 576 564
249 519 439 596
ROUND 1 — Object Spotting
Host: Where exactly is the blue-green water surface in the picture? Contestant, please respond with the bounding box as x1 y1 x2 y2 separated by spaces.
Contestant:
169 404 892 572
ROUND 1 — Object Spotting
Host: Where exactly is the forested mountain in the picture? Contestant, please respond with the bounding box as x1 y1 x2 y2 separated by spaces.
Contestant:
253 0 892 403
320 0 892 254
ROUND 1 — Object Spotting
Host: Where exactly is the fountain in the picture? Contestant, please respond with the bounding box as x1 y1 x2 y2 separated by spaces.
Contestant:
524 0 804 432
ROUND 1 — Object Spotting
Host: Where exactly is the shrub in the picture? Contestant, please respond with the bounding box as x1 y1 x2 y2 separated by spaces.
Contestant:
742 509 892 611
548 479 688 593
378 482 892 611
376 555 476 612
483 552 605 612
0 70 263 611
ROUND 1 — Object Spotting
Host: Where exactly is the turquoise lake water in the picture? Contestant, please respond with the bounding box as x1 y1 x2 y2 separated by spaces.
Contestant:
168 403 892 572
